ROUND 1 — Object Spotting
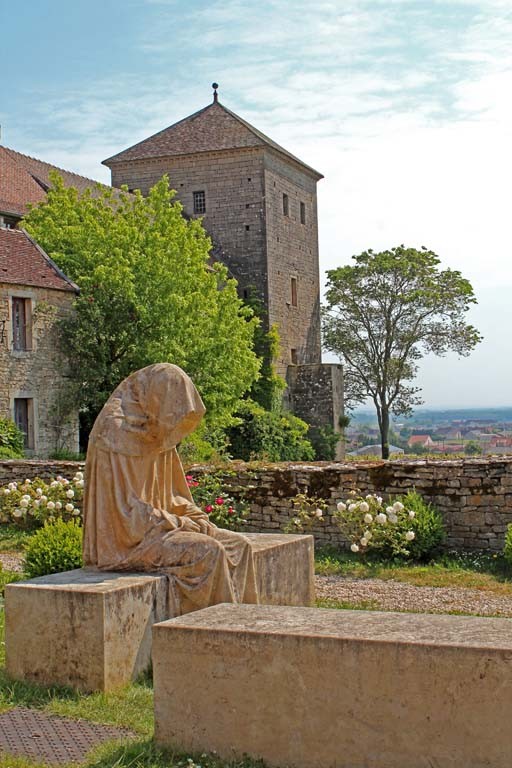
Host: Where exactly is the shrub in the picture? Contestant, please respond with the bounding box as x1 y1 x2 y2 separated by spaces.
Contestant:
24 519 83 578
0 418 24 458
308 425 340 461
186 471 249 531
0 472 84 529
396 490 446 561
504 524 512 568
283 493 328 533
227 400 315 462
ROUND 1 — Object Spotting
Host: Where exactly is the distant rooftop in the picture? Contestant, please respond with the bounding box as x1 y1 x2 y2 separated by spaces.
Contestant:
103 97 323 180
0 228 78 292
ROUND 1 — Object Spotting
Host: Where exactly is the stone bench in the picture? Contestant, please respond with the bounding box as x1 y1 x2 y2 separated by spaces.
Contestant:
153 604 512 768
5 533 313 692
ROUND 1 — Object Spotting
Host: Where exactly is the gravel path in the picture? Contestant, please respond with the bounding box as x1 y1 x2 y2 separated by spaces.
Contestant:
0 553 24 573
315 574 512 617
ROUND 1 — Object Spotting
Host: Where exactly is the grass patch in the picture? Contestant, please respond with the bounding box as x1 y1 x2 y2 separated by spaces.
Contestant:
0 526 32 553
316 597 380 611
315 548 512 595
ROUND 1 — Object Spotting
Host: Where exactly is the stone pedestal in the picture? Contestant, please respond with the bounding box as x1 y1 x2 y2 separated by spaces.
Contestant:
5 533 314 692
153 604 512 768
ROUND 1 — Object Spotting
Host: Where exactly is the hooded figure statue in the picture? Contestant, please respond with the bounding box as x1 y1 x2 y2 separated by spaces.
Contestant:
83 363 259 615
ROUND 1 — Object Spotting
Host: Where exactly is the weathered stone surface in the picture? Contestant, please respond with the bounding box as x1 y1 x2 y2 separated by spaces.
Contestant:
5 569 167 692
154 604 512 768
5 533 314 692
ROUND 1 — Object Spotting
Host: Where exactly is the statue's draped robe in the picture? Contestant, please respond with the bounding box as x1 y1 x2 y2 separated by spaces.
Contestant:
83 364 259 615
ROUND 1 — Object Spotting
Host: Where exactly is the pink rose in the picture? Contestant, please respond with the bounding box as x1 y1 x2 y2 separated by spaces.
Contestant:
205 504 213 513
215 497 224 506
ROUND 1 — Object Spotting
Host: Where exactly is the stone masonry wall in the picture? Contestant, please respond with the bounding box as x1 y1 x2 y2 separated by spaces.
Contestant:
0 284 79 458
6 458 512 552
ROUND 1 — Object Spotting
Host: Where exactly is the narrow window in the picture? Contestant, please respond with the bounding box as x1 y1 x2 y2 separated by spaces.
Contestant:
14 398 34 449
300 201 306 225
193 190 206 215
290 348 298 365
282 193 289 216
12 297 31 351
291 277 298 307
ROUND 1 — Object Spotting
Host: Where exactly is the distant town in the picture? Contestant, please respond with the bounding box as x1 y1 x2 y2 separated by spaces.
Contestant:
347 408 512 457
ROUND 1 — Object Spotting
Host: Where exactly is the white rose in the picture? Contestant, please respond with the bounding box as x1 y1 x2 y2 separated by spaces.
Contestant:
36 487 43 495
65 503 74 512
55 501 62 510
314 509 323 518
364 530 372 540
40 496 47 503
364 513 373 524
365 494 373 500
62 479 70 486
8 483 16 490
24 479 31 484
408 510 415 519
72 508 81 516
388 513 398 524
405 530 415 541
19 498 29 508
33 499 40 508
74 472 84 481
350 543 360 553
393 502 404 512
348 503 358 513
50 481 59 488
47 501 55 510
360 537 368 547
376 496 383 504
22 495 31 501
75 480 84 489
3 489 10 495
336 502 346 512
359 502 369 513
56 476 64 482
66 489 74 499
376 513 387 524
12 509 23 518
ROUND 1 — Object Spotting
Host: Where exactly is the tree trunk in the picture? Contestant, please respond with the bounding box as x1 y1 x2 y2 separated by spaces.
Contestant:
380 405 390 459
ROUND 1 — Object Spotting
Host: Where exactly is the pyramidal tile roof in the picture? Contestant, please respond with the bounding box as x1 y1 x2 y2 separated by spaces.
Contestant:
0 228 78 293
0 146 108 217
103 100 323 179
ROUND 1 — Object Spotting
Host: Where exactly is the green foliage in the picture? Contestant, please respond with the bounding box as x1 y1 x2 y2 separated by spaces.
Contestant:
0 569 24 596
284 493 327 533
0 418 24 458
308 425 340 460
464 440 483 455
49 448 86 461
24 519 83 578
227 400 315 461
392 490 446 561
185 471 248 530
323 245 482 458
503 524 512 568
23 174 260 433
0 472 84 530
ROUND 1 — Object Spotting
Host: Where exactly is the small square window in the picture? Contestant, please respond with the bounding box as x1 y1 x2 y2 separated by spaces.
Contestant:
193 190 206 215
291 277 298 307
290 348 298 365
283 193 289 216
14 398 34 449
12 297 32 351
300 202 306 225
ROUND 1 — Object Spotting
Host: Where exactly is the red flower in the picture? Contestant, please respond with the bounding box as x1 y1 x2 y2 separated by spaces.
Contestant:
205 504 213 513
228 507 234 515
186 475 193 481
215 497 224 506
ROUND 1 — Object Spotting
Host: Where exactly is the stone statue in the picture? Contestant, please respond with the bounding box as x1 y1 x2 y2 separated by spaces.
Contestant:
83 363 259 615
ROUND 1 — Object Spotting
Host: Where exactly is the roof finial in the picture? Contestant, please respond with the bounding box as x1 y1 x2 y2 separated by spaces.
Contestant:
212 82 219 103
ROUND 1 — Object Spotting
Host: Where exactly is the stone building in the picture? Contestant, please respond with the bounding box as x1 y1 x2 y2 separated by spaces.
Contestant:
0 227 79 456
0 145 104 456
103 89 344 453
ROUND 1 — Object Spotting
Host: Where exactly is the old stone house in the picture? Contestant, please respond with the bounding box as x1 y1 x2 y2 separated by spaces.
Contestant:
0 146 103 456
0 227 79 456
103 89 344 451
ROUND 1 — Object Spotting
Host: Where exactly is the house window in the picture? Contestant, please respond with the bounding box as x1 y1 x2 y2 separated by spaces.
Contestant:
291 277 298 307
282 193 289 216
290 348 298 365
193 190 206 214
12 297 31 351
300 202 306 225
14 398 34 449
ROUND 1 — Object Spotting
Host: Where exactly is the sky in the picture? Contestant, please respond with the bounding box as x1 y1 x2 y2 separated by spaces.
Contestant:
1 0 511 408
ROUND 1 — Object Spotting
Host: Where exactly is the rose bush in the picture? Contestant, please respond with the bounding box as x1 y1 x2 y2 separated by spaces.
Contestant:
185 471 249 531
0 472 84 529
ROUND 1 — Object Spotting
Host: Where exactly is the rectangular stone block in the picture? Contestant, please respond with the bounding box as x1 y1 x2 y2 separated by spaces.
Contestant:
5 569 167 692
153 604 512 768
6 533 314 692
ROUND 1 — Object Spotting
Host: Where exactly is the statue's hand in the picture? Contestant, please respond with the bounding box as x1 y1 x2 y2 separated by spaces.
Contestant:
179 517 201 533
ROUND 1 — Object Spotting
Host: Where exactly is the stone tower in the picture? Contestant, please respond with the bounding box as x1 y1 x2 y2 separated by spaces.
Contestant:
103 88 344 454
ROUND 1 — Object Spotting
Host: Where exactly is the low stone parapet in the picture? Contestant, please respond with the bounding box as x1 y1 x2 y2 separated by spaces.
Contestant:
5 533 314 692
154 604 512 768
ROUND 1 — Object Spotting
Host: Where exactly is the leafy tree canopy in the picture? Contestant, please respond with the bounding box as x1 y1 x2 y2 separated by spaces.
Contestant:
322 245 482 458
24 174 260 434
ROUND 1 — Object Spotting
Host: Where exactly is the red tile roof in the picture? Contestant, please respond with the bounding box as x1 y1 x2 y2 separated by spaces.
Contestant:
0 228 78 293
103 101 323 179
0 146 107 217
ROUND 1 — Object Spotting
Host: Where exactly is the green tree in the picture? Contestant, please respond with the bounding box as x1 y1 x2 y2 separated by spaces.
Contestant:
464 440 483 455
323 246 482 459
24 174 260 435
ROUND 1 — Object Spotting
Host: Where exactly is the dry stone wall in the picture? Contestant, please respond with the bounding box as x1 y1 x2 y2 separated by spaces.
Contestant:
2 458 512 552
